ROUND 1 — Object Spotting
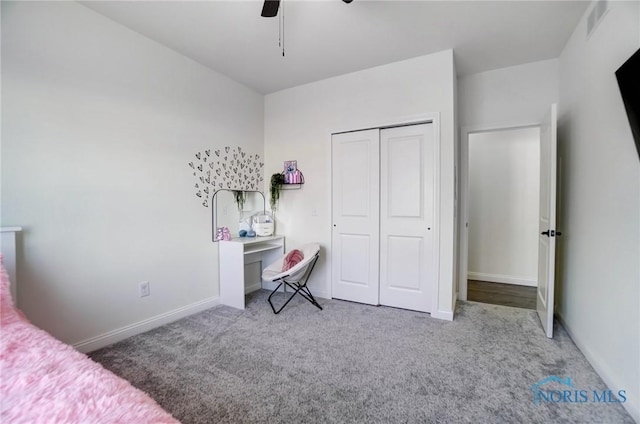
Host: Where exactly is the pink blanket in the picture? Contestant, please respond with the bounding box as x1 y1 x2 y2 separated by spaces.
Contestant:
0 259 179 423
281 249 304 272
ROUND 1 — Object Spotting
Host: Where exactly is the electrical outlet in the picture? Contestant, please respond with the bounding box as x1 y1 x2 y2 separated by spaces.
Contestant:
139 281 150 297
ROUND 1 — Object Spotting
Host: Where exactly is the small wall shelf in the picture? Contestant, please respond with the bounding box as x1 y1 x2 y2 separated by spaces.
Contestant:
280 170 304 190
280 183 303 190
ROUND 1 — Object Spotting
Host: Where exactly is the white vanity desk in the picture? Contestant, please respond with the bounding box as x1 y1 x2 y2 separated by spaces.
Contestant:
218 235 285 309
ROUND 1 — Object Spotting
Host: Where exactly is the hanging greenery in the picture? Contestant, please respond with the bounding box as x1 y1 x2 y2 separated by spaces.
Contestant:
232 190 245 212
270 173 285 211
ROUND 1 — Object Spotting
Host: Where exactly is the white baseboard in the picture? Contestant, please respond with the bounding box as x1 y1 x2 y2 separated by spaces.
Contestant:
246 282 263 293
73 296 220 354
431 309 454 321
260 280 280 292
468 272 537 287
556 313 639 423
312 289 330 300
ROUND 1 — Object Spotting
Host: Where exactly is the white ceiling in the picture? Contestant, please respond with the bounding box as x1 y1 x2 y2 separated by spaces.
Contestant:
82 0 589 94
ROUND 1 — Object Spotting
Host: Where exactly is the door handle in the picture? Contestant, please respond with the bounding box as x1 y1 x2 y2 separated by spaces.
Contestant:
541 230 562 237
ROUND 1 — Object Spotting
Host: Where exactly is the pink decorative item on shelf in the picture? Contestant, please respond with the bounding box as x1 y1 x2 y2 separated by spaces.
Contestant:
284 160 297 184
216 227 232 241
282 160 304 184
291 169 302 184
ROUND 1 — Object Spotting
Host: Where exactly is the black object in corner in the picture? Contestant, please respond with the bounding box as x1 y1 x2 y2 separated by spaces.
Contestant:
616 48 640 160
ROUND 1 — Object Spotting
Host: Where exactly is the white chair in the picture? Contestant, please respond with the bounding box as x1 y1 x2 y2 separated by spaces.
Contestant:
262 243 323 314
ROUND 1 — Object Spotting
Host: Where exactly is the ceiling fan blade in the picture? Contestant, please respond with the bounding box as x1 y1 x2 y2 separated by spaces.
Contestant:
261 0 280 17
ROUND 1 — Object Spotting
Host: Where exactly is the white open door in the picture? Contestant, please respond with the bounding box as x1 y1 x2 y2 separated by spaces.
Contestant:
537 104 558 338
379 124 436 312
331 129 380 305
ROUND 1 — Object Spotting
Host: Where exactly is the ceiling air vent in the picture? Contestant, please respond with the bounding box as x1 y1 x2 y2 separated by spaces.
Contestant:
587 0 609 37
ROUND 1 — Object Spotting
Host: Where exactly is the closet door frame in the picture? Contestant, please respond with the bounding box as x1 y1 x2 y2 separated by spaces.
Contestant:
328 113 441 314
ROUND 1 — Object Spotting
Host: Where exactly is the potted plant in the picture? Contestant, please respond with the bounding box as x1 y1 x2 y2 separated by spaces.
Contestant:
232 190 245 213
270 173 285 211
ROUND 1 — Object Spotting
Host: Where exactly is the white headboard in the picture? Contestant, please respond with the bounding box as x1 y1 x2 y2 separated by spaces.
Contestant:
1 227 23 306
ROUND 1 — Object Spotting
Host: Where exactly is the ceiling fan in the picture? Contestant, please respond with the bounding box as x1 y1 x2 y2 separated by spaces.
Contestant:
261 0 353 18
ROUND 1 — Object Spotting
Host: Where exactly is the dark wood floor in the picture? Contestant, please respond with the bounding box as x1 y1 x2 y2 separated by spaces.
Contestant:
467 280 537 310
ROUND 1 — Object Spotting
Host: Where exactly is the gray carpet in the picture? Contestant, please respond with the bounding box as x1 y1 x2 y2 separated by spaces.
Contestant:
90 290 634 423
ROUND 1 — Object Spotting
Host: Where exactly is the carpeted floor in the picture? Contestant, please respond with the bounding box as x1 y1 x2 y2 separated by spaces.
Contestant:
90 290 634 424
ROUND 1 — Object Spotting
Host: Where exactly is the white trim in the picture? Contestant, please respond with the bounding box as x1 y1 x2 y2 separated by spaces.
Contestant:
330 113 440 137
467 272 537 287
259 280 281 292
327 129 334 300
557 313 639 422
311 289 330 300
1 228 22 306
251 281 330 301
431 309 454 321
246 282 263 293
73 296 220 353
458 121 541 302
432 114 443 317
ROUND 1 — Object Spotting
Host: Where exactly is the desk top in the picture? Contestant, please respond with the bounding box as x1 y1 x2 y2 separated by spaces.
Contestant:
0 227 23 233
224 235 284 245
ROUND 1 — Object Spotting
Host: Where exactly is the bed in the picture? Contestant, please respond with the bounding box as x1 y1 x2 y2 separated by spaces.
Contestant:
0 258 179 423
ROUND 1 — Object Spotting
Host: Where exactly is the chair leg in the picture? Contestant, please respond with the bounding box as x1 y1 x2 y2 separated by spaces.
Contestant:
268 282 304 314
296 285 323 311
268 282 323 314
267 282 285 314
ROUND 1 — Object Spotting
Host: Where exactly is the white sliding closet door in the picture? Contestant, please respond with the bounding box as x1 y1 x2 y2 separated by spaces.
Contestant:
331 129 380 305
379 124 435 312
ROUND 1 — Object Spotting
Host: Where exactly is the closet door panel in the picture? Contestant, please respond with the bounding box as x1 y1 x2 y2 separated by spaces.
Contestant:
380 124 435 312
386 236 422 290
338 234 372 285
331 130 380 305
388 137 423 218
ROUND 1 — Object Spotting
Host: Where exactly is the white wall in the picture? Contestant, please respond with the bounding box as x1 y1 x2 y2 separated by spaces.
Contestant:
264 50 457 319
468 127 539 286
458 59 559 129
557 1 639 421
1 2 263 348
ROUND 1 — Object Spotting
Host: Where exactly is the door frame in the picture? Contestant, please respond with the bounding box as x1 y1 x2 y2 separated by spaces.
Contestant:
458 121 540 301
328 113 441 314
